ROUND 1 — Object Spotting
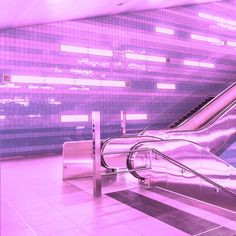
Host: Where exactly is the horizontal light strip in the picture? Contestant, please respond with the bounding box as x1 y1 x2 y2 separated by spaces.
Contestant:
198 12 236 26
191 34 224 45
0 115 6 120
183 60 214 69
125 53 167 63
217 23 236 31
226 41 236 47
28 114 41 118
125 114 147 120
5 75 126 88
157 83 176 90
155 27 174 35
61 115 89 123
60 45 113 57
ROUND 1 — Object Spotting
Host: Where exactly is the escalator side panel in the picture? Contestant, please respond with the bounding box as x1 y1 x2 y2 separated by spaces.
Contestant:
143 101 236 155
127 140 236 211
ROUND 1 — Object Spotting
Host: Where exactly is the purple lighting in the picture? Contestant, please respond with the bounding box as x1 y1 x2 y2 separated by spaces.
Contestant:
28 114 41 118
183 60 214 69
60 45 113 57
125 53 167 63
60 115 89 123
157 83 176 90
0 115 6 120
198 12 236 27
155 27 174 35
191 34 224 45
226 41 236 47
125 114 148 120
5 75 126 88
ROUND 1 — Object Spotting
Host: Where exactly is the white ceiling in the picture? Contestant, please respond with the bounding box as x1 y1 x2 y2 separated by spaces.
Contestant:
0 0 220 29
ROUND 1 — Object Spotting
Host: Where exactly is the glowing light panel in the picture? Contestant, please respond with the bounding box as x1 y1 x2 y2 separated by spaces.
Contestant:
191 34 224 45
60 45 113 57
5 75 126 88
155 27 174 35
0 115 6 120
125 53 167 63
61 115 89 122
183 60 214 69
226 41 236 47
125 114 148 120
198 12 236 26
157 83 176 90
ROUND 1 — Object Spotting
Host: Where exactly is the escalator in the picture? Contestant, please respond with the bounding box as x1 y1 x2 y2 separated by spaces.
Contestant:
169 96 214 128
100 82 236 211
144 100 236 155
142 82 236 133
126 139 236 212
101 82 236 169
101 135 162 169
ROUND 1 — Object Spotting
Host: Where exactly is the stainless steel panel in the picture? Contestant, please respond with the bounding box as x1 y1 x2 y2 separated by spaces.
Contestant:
142 82 236 133
143 101 236 155
121 110 127 135
63 140 107 180
63 140 93 180
127 139 236 211
102 83 236 170
101 135 162 169
92 111 101 197
99 83 236 210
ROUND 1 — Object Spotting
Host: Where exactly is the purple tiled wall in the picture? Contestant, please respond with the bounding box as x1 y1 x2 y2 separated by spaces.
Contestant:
0 1 235 157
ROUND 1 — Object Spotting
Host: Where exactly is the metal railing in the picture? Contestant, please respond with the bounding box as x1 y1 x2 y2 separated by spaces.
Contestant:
98 147 236 199
151 149 236 198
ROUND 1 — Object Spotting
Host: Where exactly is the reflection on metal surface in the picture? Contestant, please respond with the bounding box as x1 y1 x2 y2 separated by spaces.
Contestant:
100 82 236 210
102 100 236 169
63 83 236 210
127 139 236 211
143 82 236 133
63 140 108 180
143 101 236 155
102 83 236 169
92 111 102 197
101 135 162 168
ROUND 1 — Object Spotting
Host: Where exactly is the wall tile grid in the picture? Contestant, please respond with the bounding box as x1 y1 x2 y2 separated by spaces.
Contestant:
0 1 236 158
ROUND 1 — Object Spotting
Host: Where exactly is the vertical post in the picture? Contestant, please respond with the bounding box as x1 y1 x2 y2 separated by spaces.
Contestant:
121 110 126 135
92 111 101 197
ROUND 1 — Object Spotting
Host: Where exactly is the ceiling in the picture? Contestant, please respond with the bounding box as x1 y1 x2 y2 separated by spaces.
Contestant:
0 0 220 29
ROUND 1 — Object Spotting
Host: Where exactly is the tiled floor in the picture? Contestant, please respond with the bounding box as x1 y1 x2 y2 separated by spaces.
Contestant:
1 156 236 236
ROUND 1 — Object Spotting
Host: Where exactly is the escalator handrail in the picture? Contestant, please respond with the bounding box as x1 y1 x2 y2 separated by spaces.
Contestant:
173 82 236 130
152 148 236 199
101 135 164 168
168 96 214 128
152 99 236 136
140 99 236 137
127 138 236 198
141 82 236 133
101 134 164 153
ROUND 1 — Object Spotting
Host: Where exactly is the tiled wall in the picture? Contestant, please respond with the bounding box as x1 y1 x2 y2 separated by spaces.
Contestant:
0 1 236 158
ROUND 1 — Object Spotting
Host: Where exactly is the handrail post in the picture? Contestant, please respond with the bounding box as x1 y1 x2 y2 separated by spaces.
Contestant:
92 111 101 198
